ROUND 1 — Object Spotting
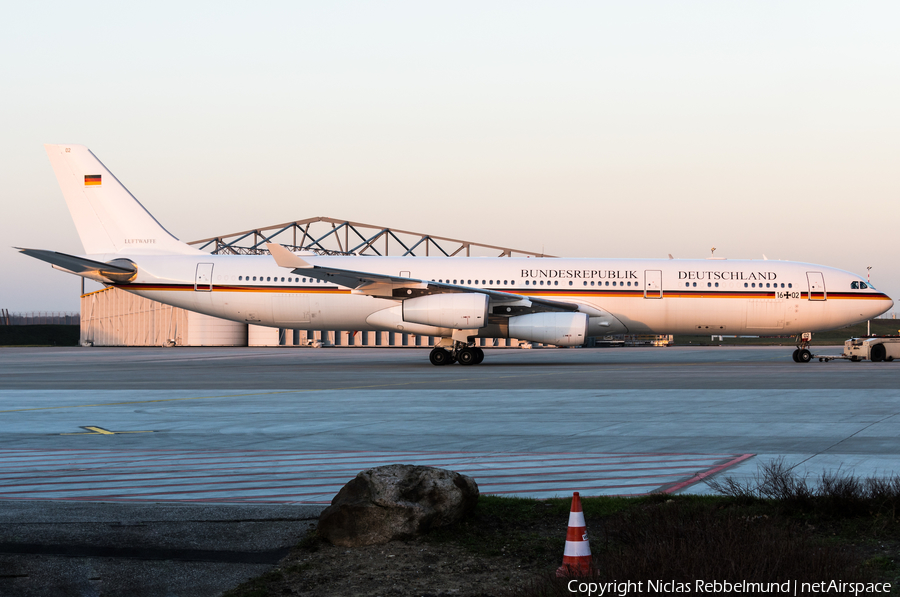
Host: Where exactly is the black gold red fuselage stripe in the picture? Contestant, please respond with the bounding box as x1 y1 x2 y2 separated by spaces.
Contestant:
114 283 892 302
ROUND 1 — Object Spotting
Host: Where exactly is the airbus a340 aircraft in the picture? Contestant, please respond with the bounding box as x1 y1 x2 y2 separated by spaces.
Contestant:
19 144 893 365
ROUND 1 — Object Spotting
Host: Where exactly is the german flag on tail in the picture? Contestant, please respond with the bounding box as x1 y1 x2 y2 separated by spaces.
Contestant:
84 175 101 186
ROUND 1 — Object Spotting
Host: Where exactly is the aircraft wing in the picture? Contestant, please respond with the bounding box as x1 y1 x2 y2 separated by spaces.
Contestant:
266 243 578 314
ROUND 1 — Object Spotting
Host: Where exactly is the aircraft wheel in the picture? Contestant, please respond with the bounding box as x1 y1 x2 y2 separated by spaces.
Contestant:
473 347 485 364
429 347 451 366
797 349 812 363
871 344 886 363
457 348 477 366
791 349 799 362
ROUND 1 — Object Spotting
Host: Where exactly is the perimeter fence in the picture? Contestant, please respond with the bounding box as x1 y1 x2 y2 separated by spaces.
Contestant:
0 310 80 325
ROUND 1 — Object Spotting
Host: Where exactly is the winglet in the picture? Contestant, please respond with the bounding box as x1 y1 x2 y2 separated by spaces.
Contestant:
266 243 313 269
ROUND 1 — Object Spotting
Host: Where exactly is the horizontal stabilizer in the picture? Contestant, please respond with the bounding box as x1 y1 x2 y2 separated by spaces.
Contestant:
17 248 137 283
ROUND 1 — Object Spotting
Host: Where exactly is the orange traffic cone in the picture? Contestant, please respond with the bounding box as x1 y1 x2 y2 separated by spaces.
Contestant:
556 491 592 577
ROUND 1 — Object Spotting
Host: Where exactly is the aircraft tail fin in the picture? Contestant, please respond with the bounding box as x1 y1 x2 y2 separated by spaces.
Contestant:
44 144 199 255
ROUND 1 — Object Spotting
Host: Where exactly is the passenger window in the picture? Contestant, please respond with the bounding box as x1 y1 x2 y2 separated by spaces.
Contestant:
569 281 573 286
467 280 471 284
707 282 711 288
685 283 689 288
540 280 544 286
715 282 719 287
552 281 556 286
281 277 285 282
253 276 257 281
238 276 242 281
692 282 696 287
590 281 595 286
583 281 587 286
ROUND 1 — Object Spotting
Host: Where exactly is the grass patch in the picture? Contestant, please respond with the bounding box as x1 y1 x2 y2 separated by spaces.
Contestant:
220 470 900 596
707 457 900 521
424 494 662 563
0 325 80 346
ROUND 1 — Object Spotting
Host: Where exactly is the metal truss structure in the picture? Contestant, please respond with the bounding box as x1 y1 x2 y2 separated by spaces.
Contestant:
188 216 554 258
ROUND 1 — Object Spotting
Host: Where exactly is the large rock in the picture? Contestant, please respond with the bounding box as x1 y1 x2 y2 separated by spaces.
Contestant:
318 464 479 547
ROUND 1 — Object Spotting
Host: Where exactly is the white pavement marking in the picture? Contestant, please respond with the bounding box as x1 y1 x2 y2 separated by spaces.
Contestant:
0 450 751 503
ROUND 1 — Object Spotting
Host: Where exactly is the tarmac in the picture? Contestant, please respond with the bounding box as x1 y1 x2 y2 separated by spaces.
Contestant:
1 345 899 595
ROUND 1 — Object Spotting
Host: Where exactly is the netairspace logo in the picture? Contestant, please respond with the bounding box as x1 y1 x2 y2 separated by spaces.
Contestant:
566 579 893 596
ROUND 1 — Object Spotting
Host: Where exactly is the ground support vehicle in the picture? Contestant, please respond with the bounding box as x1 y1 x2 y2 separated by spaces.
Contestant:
843 336 900 362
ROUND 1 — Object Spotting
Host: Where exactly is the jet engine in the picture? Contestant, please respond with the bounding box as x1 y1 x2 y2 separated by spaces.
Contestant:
508 312 588 347
402 293 489 329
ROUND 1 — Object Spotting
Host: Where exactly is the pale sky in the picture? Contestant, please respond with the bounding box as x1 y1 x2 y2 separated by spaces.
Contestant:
2 1 898 313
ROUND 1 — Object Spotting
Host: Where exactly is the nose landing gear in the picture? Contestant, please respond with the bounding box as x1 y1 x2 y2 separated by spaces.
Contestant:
791 332 813 363
792 348 812 363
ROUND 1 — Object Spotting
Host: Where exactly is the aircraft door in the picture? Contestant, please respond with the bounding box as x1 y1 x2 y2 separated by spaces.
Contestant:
644 270 663 299
806 272 826 301
195 263 214 292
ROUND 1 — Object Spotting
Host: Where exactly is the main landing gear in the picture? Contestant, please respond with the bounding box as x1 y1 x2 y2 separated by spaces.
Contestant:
791 332 813 363
429 344 485 366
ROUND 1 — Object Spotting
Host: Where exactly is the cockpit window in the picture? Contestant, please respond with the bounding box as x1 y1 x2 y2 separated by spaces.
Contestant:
851 281 859 289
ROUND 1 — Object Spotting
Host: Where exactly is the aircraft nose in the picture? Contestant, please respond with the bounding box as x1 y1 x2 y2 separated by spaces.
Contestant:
869 295 894 319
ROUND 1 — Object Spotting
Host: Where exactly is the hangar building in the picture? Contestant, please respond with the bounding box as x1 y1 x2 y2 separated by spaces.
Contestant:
79 217 557 348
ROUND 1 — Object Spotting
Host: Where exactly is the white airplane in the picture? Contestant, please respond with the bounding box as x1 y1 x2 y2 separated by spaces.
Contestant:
19 144 893 365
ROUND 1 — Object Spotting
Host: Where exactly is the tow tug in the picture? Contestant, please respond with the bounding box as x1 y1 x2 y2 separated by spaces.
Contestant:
805 334 900 363
843 335 900 362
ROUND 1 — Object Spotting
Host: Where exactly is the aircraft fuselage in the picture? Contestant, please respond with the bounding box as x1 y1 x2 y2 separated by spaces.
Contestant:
96 253 890 338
